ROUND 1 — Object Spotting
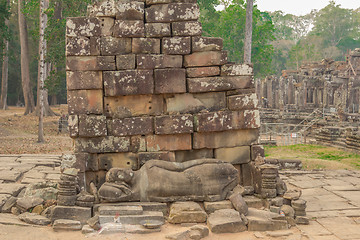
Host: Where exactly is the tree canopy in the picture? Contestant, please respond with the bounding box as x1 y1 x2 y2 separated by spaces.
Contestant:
199 0 275 77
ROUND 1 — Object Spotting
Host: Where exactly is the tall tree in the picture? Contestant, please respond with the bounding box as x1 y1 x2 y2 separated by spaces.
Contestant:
18 0 35 115
38 0 49 143
244 0 253 64
312 1 354 48
207 1 275 77
0 0 10 110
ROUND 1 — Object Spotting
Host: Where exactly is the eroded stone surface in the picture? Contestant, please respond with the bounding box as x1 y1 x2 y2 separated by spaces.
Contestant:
207 209 246 233
168 202 207 224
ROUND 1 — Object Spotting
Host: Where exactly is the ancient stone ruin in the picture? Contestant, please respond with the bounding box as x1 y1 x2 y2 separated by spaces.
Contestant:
52 0 309 235
256 50 360 113
66 0 263 194
257 49 360 150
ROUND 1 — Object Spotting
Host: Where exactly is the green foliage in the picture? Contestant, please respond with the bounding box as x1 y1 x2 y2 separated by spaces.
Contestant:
199 0 275 77
269 2 360 73
312 1 355 47
21 0 90 103
45 0 91 102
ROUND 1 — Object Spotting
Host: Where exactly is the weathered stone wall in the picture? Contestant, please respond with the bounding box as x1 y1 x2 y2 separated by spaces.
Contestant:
66 0 264 191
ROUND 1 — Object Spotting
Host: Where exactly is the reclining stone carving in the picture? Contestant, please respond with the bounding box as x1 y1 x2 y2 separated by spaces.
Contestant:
98 159 239 202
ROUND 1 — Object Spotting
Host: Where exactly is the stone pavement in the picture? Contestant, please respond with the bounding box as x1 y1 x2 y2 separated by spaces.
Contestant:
0 154 359 240
0 155 61 210
282 169 360 240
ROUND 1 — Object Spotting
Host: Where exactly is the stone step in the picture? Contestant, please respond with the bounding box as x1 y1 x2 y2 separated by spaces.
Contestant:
94 202 168 215
99 224 161 235
98 205 143 216
99 211 164 225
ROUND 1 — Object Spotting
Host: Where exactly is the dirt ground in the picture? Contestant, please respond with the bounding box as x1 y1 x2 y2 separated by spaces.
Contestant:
0 106 73 154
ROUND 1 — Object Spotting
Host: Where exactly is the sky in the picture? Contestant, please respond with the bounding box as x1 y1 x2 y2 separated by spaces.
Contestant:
255 0 360 16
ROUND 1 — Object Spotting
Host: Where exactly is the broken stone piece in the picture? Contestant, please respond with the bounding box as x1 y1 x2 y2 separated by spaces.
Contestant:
295 216 310 225
16 197 44 211
32 205 44 214
2 196 17 213
283 190 301 201
82 225 96 234
246 208 288 231
229 192 248 215
280 205 295 218
50 205 92 225
53 219 82 231
18 212 51 226
207 209 247 233
166 225 209 240
168 202 207 224
87 215 101 230
203 200 233 214
291 199 307 210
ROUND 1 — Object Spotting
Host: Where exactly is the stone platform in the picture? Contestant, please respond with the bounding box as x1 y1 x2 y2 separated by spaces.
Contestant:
0 155 359 239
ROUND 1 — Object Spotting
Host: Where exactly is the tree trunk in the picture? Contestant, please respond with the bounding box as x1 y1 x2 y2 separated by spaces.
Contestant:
0 0 9 110
244 0 253 64
38 0 50 143
36 1 56 117
18 0 35 115
1 40 9 110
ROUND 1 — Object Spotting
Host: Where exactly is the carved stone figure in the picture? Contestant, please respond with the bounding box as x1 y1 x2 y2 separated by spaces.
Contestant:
98 159 239 202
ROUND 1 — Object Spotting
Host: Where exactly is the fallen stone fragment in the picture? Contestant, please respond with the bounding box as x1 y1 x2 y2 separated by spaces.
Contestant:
53 219 82 231
18 212 51 226
16 197 44 211
11 207 21 215
1 196 17 213
270 206 280 214
283 190 301 201
24 182 58 201
292 199 306 207
50 205 91 224
190 225 209 239
87 215 100 230
270 197 284 207
168 202 207 224
253 232 265 238
207 209 246 233
166 225 209 240
295 216 309 225
82 224 95 234
204 201 233 214
0 184 26 197
280 205 295 218
247 208 288 231
32 205 44 214
229 192 248 215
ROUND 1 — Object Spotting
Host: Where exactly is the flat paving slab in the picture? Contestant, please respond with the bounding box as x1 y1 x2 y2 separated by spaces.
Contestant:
284 169 360 240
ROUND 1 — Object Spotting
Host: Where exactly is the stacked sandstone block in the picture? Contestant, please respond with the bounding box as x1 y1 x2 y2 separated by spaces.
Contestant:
66 0 264 189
